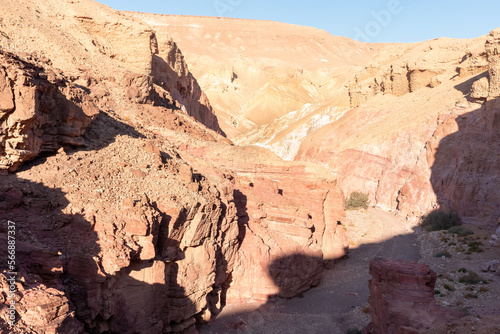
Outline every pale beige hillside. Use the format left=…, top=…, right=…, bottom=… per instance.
left=130, top=13, right=387, bottom=137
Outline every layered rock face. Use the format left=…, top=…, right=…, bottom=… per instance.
left=156, top=14, right=500, bottom=227
left=401, top=29, right=500, bottom=223
left=296, top=33, right=500, bottom=224
left=165, top=139, right=348, bottom=303
left=0, top=51, right=98, bottom=171
left=0, top=100, right=240, bottom=333
left=348, top=38, right=488, bottom=107
left=365, top=259, right=465, bottom=334
left=0, top=0, right=223, bottom=136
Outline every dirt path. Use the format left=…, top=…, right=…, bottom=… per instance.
left=200, top=208, right=419, bottom=334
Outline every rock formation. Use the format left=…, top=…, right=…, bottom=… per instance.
left=296, top=33, right=500, bottom=223
left=365, top=259, right=465, bottom=334
left=0, top=1, right=348, bottom=333
left=0, top=0, right=224, bottom=136
left=162, top=138, right=348, bottom=302
left=131, top=13, right=379, bottom=137
left=162, top=15, right=500, bottom=227
left=0, top=51, right=98, bottom=172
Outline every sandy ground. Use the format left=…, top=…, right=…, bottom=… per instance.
left=200, top=208, right=420, bottom=334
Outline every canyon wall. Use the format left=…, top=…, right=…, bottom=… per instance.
left=160, top=14, right=499, bottom=227
left=297, top=33, right=500, bottom=225
left=0, top=51, right=98, bottom=172
left=0, top=1, right=348, bottom=333
left=163, top=138, right=348, bottom=303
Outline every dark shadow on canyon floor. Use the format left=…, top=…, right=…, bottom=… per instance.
left=199, top=228, right=420, bottom=334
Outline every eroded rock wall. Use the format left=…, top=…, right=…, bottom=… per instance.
left=171, top=141, right=348, bottom=303
left=0, top=51, right=98, bottom=172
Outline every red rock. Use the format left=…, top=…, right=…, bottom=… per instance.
left=131, top=169, right=147, bottom=178
left=173, top=141, right=347, bottom=302
left=0, top=52, right=98, bottom=172
left=365, top=259, right=466, bottom=334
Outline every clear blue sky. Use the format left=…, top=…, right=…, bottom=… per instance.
left=98, top=0, right=500, bottom=43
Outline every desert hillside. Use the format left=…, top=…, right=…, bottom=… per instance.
left=130, top=13, right=388, bottom=137
left=0, top=1, right=499, bottom=333
left=144, top=13, right=499, bottom=224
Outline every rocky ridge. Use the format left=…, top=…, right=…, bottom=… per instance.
left=131, top=13, right=381, bottom=137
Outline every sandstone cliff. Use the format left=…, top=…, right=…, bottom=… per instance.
left=159, top=13, right=500, bottom=228
left=0, top=51, right=98, bottom=172
left=0, top=1, right=348, bottom=333
left=164, top=138, right=348, bottom=302
left=296, top=33, right=500, bottom=225
left=0, top=0, right=224, bottom=137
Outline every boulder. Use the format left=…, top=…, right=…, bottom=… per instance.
left=365, top=259, right=466, bottom=334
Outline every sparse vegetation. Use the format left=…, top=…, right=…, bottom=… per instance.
left=434, top=251, right=452, bottom=258
left=421, top=210, right=462, bottom=231
left=345, top=192, right=369, bottom=210
left=459, top=271, right=486, bottom=285
left=444, top=284, right=456, bottom=291
left=448, top=226, right=473, bottom=236
left=467, top=241, right=484, bottom=253
left=346, top=329, right=363, bottom=334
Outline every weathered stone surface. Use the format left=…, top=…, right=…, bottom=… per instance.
left=295, top=33, right=500, bottom=224
left=348, top=38, right=474, bottom=107
left=170, top=140, right=348, bottom=303
left=0, top=52, right=98, bottom=172
left=365, top=259, right=466, bottom=334
left=471, top=76, right=490, bottom=99
left=486, top=28, right=500, bottom=98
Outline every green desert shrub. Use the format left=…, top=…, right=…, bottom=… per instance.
left=447, top=226, right=473, bottom=236
left=345, top=192, right=369, bottom=210
left=459, top=271, right=486, bottom=285
left=434, top=251, right=452, bottom=258
left=421, top=210, right=462, bottom=231
left=346, top=329, right=363, bottom=334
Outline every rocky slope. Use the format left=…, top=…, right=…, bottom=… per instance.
left=0, top=1, right=348, bottom=333
left=0, top=0, right=224, bottom=137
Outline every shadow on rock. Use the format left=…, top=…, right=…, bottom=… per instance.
left=430, top=95, right=500, bottom=228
